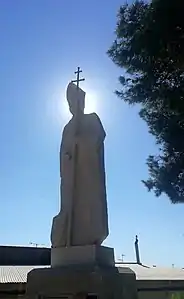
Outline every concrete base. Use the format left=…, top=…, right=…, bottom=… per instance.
left=26, top=264, right=138, bottom=299
left=51, top=245, right=115, bottom=267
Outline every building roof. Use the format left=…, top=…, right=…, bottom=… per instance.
left=0, top=264, right=184, bottom=284
left=0, top=266, right=46, bottom=283
left=120, top=264, right=184, bottom=281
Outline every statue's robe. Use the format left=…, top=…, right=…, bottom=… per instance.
left=51, top=112, right=109, bottom=247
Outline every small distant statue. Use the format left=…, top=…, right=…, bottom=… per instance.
left=51, top=81, right=109, bottom=247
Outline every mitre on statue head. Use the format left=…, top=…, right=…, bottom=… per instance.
left=66, top=82, right=86, bottom=114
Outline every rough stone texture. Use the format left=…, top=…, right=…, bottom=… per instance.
left=51, top=82, right=109, bottom=247
left=26, top=265, right=138, bottom=299
left=51, top=245, right=115, bottom=267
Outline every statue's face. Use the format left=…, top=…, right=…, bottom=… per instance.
left=69, top=98, right=85, bottom=116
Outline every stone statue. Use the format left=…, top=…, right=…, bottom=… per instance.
left=26, top=71, right=137, bottom=299
left=51, top=81, right=109, bottom=247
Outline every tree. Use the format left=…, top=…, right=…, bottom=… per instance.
left=171, top=292, right=184, bottom=299
left=108, top=0, right=184, bottom=203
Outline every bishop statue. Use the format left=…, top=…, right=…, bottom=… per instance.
left=51, top=68, right=109, bottom=247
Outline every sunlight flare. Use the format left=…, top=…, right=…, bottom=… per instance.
left=48, top=83, right=102, bottom=129
left=62, top=86, right=99, bottom=117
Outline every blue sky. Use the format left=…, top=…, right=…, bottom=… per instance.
left=0, top=0, right=184, bottom=268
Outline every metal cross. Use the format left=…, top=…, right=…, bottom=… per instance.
left=71, top=67, right=85, bottom=89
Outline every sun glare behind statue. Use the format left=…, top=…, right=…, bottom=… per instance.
left=84, top=89, right=98, bottom=114
left=61, top=88, right=98, bottom=120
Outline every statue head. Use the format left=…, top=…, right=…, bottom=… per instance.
left=66, top=82, right=85, bottom=115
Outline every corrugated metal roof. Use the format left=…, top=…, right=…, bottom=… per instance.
left=0, top=264, right=184, bottom=283
left=0, top=266, right=47, bottom=283
left=119, top=264, right=184, bottom=281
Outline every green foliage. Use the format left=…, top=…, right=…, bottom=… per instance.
left=171, top=292, right=184, bottom=299
left=108, top=0, right=184, bottom=203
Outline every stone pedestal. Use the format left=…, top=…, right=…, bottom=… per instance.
left=26, top=246, right=138, bottom=299
left=51, top=245, right=115, bottom=267
left=26, top=265, right=137, bottom=299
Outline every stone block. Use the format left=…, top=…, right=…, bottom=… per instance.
left=51, top=245, right=115, bottom=267
left=26, top=264, right=138, bottom=299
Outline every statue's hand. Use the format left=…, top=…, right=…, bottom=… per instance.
left=65, top=151, right=72, bottom=160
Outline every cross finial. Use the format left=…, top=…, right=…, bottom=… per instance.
left=71, top=67, right=85, bottom=89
